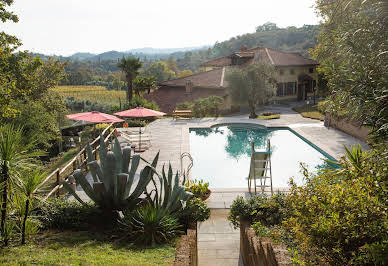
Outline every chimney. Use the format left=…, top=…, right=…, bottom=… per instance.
left=185, top=80, right=193, bottom=93
left=240, top=45, right=248, bottom=52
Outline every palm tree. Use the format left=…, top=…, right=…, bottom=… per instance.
left=117, top=57, right=142, bottom=103
left=0, top=125, right=42, bottom=243
left=19, top=169, right=45, bottom=244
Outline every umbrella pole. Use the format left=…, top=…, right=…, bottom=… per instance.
left=139, top=126, right=141, bottom=152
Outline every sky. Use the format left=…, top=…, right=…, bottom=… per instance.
left=3, top=0, right=320, bottom=56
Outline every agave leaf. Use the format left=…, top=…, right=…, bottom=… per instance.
left=88, top=158, right=99, bottom=183
left=61, top=180, right=87, bottom=205
left=72, top=170, right=99, bottom=203
left=88, top=161, right=109, bottom=191
left=122, top=145, right=132, bottom=173
left=112, top=136, right=123, bottom=174
left=99, top=133, right=108, bottom=169
left=86, top=143, right=94, bottom=163
left=127, top=165, right=153, bottom=201
left=103, top=151, right=116, bottom=195
left=124, top=155, right=140, bottom=198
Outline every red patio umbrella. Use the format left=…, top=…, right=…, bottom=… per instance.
left=114, top=107, right=166, bottom=152
left=66, top=111, right=124, bottom=123
left=114, top=107, right=166, bottom=117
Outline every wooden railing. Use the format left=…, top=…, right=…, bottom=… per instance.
left=37, top=123, right=116, bottom=199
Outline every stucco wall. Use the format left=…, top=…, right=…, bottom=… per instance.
left=327, top=114, right=370, bottom=142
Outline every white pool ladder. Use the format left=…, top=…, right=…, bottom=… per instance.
left=248, top=140, right=273, bottom=195
left=180, top=152, right=193, bottom=179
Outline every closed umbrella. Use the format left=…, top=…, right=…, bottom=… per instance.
left=114, top=107, right=166, bottom=152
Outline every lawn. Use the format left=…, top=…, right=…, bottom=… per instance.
left=257, top=114, right=280, bottom=120
left=52, top=85, right=126, bottom=105
left=292, top=104, right=325, bottom=121
left=0, top=230, right=176, bottom=266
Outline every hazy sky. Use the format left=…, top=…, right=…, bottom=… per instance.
left=3, top=0, right=320, bottom=56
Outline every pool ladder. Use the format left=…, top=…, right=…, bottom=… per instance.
left=180, top=152, right=193, bottom=179
left=248, top=140, right=273, bottom=195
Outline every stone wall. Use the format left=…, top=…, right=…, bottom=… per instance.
left=174, top=224, right=198, bottom=266
left=326, top=114, right=370, bottom=142
left=240, top=220, right=292, bottom=266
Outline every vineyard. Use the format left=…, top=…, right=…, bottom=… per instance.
left=52, top=85, right=126, bottom=104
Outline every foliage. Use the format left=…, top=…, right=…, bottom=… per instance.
left=284, top=143, right=388, bottom=265
left=146, top=164, right=193, bottom=215
left=228, top=194, right=288, bottom=229
left=36, top=198, right=102, bottom=230
left=178, top=69, right=193, bottom=78
left=0, top=125, right=43, bottom=242
left=125, top=94, right=160, bottom=111
left=121, top=203, right=182, bottom=247
left=63, top=135, right=158, bottom=211
left=226, top=63, right=276, bottom=118
left=143, top=61, right=176, bottom=82
left=0, top=230, right=176, bottom=265
left=133, top=75, right=157, bottom=95
left=178, top=197, right=210, bottom=226
left=185, top=179, right=209, bottom=198
left=292, top=104, right=324, bottom=121
left=117, top=57, right=142, bottom=103
left=312, top=0, right=388, bottom=141
left=177, top=96, right=224, bottom=117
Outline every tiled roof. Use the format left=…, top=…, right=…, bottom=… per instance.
left=200, top=46, right=318, bottom=67
left=200, top=56, right=231, bottom=67
left=159, top=67, right=227, bottom=88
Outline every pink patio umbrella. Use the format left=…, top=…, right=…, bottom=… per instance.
left=66, top=111, right=124, bottom=123
left=114, top=107, right=166, bottom=152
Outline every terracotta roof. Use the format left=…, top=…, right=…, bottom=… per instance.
left=159, top=67, right=227, bottom=88
left=200, top=56, right=231, bottom=67
left=200, top=46, right=318, bottom=67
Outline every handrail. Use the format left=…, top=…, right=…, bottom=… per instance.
left=39, top=122, right=115, bottom=198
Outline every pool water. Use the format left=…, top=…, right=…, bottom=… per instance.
left=189, top=125, right=334, bottom=188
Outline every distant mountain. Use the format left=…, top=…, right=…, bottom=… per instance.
left=69, top=52, right=95, bottom=60
left=127, top=46, right=209, bottom=54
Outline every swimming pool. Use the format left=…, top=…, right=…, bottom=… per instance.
left=189, top=124, right=334, bottom=189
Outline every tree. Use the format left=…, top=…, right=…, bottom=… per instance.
left=19, top=169, right=44, bottom=244
left=144, top=61, right=176, bottom=83
left=312, top=0, right=387, bottom=141
left=166, top=56, right=179, bottom=75
left=0, top=125, right=43, bottom=245
left=256, top=22, right=278, bottom=32
left=226, top=63, right=276, bottom=118
left=134, top=75, right=157, bottom=95
left=117, top=57, right=142, bottom=103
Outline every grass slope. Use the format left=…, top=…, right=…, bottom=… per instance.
left=0, top=230, right=175, bottom=265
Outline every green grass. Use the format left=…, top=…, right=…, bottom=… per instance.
left=44, top=148, right=79, bottom=175
left=257, top=114, right=280, bottom=120
left=0, top=230, right=176, bottom=266
left=292, top=104, right=325, bottom=121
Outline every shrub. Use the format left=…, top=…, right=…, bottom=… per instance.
left=121, top=204, right=182, bottom=247
left=176, top=101, right=193, bottom=110
left=179, top=96, right=224, bottom=117
left=178, top=197, right=210, bottom=227
left=124, top=95, right=159, bottom=111
left=184, top=179, right=209, bottom=198
left=228, top=193, right=288, bottom=229
left=36, top=198, right=102, bottom=230
left=284, top=144, right=388, bottom=265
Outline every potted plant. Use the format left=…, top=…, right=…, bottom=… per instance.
left=185, top=179, right=211, bottom=201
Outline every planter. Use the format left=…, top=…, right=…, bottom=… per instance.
left=200, top=189, right=211, bottom=201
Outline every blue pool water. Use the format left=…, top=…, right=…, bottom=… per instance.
left=189, top=124, right=334, bottom=188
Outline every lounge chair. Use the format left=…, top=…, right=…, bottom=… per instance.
left=248, top=139, right=273, bottom=195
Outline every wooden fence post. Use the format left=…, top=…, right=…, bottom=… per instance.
left=56, top=170, right=61, bottom=198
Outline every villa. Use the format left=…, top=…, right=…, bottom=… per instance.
left=145, top=45, right=319, bottom=114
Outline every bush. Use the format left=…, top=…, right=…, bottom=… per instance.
left=284, top=144, right=388, bottom=265
left=176, top=96, right=224, bottom=117
left=184, top=179, right=209, bottom=198
left=121, top=204, right=182, bottom=247
left=124, top=95, right=159, bottom=111
left=228, top=193, right=288, bottom=229
left=178, top=198, right=210, bottom=227
left=36, top=198, right=103, bottom=230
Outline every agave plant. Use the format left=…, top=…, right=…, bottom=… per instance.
left=63, top=134, right=158, bottom=211
left=147, top=164, right=193, bottom=215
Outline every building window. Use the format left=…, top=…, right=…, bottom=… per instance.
left=290, top=69, right=295, bottom=75
left=309, top=68, right=314, bottom=73
left=277, top=83, right=284, bottom=96
left=279, top=69, right=284, bottom=75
